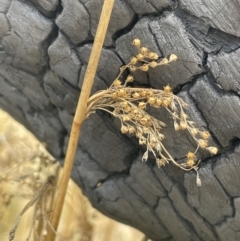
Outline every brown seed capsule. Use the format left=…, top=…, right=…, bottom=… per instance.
left=132, top=92, right=140, bottom=98
left=140, top=90, right=147, bottom=97
left=129, top=126, right=135, bottom=134
left=143, top=127, right=149, bottom=133
left=156, top=158, right=166, bottom=168
left=149, top=61, right=158, bottom=68
left=150, top=135, right=157, bottom=144
left=187, top=151, right=195, bottom=160
left=196, top=174, right=201, bottom=187
left=199, top=139, right=208, bottom=149
left=121, top=126, right=128, bottom=134
left=148, top=52, right=159, bottom=60
left=113, top=80, right=122, bottom=87
left=140, top=64, right=149, bottom=71
left=142, top=151, right=148, bottom=161
left=133, top=38, right=141, bottom=47
left=180, top=121, right=187, bottom=130
left=169, top=54, right=178, bottom=62
left=130, top=66, right=137, bottom=72
left=136, top=53, right=144, bottom=61
left=159, top=58, right=169, bottom=65
left=130, top=57, right=138, bottom=65
left=186, top=159, right=195, bottom=167
left=164, top=85, right=172, bottom=93
left=201, top=131, right=210, bottom=139
left=139, top=138, right=147, bottom=145
left=111, top=92, right=118, bottom=99
left=206, top=146, right=218, bottom=155
left=148, top=97, right=156, bottom=105
left=140, top=117, right=148, bottom=125
left=174, top=121, right=180, bottom=131
left=158, top=133, right=165, bottom=140
left=146, top=90, right=154, bottom=97
left=190, top=128, right=198, bottom=136
left=140, top=47, right=148, bottom=55
left=122, top=115, right=131, bottom=121
left=125, top=106, right=132, bottom=113
left=146, top=120, right=152, bottom=127
left=138, top=102, right=146, bottom=109
left=120, top=102, right=128, bottom=108
left=156, top=98, right=162, bottom=106
left=132, top=109, right=139, bottom=116
left=135, top=113, right=142, bottom=119
left=118, top=89, right=126, bottom=97
left=126, top=75, right=134, bottom=82
left=181, top=112, right=188, bottom=119
left=162, top=99, right=171, bottom=107
left=125, top=92, right=131, bottom=98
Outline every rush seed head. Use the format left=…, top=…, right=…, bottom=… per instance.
left=86, top=38, right=219, bottom=187
left=164, top=85, right=172, bottom=93
left=206, top=146, right=218, bottom=155
left=132, top=38, right=141, bottom=47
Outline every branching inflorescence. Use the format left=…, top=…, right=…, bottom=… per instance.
left=1, top=38, right=219, bottom=241
left=87, top=39, right=218, bottom=186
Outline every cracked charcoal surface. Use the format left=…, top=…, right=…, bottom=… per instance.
left=31, top=0, right=59, bottom=12
left=0, top=0, right=11, bottom=13
left=176, top=11, right=240, bottom=54
left=213, top=144, right=240, bottom=197
left=94, top=176, right=171, bottom=240
left=79, top=112, right=138, bottom=172
left=156, top=197, right=200, bottom=241
left=208, top=48, right=240, bottom=94
left=184, top=162, right=233, bottom=225
left=2, top=0, right=53, bottom=74
left=148, top=12, right=203, bottom=89
left=190, top=76, right=240, bottom=147
left=1, top=0, right=240, bottom=240
left=48, top=32, right=82, bottom=86
left=126, top=156, right=166, bottom=206
left=83, top=0, right=135, bottom=46
left=0, top=64, right=49, bottom=110
left=56, top=0, right=89, bottom=45
left=169, top=185, right=217, bottom=240
left=43, top=70, right=77, bottom=113
left=78, top=45, right=123, bottom=93
left=73, top=147, right=110, bottom=188
left=215, top=197, right=240, bottom=241
left=179, top=0, right=240, bottom=37
left=125, top=0, right=171, bottom=15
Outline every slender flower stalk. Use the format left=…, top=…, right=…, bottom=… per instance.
left=47, top=0, right=115, bottom=240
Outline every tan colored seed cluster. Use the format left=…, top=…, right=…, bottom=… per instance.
left=86, top=38, right=218, bottom=186
left=130, top=39, right=177, bottom=73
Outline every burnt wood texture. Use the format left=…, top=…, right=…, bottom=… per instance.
left=1, top=0, right=240, bottom=240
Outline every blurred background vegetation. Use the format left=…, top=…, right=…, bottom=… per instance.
left=0, top=109, right=145, bottom=241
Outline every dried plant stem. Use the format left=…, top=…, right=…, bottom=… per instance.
left=8, top=182, right=50, bottom=241
left=46, top=0, right=115, bottom=240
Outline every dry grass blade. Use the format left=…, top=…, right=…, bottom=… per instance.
left=47, top=0, right=116, bottom=240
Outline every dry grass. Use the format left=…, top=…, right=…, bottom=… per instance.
left=0, top=109, right=145, bottom=241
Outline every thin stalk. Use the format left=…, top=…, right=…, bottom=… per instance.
left=46, top=0, right=115, bottom=240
